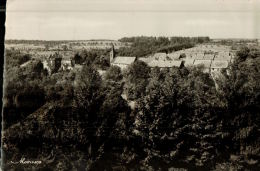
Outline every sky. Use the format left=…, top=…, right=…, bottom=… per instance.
left=5, top=0, right=260, bottom=40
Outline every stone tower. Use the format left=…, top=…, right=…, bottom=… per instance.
left=110, top=43, right=115, bottom=64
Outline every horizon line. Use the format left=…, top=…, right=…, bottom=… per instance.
left=4, top=37, right=259, bottom=42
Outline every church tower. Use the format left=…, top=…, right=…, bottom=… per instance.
left=110, top=43, right=115, bottom=64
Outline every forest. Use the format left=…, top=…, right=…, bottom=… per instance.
left=2, top=45, right=260, bottom=170
left=116, top=36, right=210, bottom=57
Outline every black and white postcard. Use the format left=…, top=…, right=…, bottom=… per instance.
left=1, top=0, right=260, bottom=170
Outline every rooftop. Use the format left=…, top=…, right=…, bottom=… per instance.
left=204, top=54, right=215, bottom=60
left=112, top=56, right=136, bottom=65
left=214, top=55, right=231, bottom=61
left=184, top=59, right=195, bottom=66
left=138, top=57, right=153, bottom=63
left=153, top=53, right=167, bottom=60
left=167, top=53, right=181, bottom=60
left=211, top=60, right=229, bottom=69
left=148, top=60, right=183, bottom=68
left=195, top=53, right=205, bottom=60
left=20, top=60, right=32, bottom=68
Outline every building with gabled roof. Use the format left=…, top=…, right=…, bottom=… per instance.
left=112, top=56, right=136, bottom=64
left=214, top=54, right=231, bottom=62
left=184, top=59, right=195, bottom=67
left=195, top=53, right=205, bottom=60
left=151, top=52, right=168, bottom=61
left=183, top=52, right=193, bottom=59
left=110, top=44, right=136, bottom=70
left=211, top=60, right=229, bottom=72
left=147, top=60, right=183, bottom=68
left=204, top=54, right=215, bottom=60
left=138, top=57, right=153, bottom=63
left=167, top=53, right=181, bottom=60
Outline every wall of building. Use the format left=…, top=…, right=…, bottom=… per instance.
left=111, top=63, right=128, bottom=70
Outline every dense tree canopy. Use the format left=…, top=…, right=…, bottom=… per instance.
left=104, top=65, right=123, bottom=82
left=124, top=60, right=151, bottom=100
left=3, top=45, right=260, bottom=170
left=117, top=36, right=210, bottom=57
left=73, top=49, right=110, bottom=69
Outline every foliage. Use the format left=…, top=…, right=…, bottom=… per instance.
left=117, top=36, right=209, bottom=57
left=124, top=60, right=151, bottom=100
left=74, top=64, right=102, bottom=117
left=214, top=47, right=260, bottom=169
left=236, top=46, right=250, bottom=61
left=74, top=52, right=83, bottom=64
left=104, top=65, right=123, bottom=82
left=74, top=49, right=110, bottom=69
left=3, top=46, right=260, bottom=170
left=5, top=49, right=31, bottom=70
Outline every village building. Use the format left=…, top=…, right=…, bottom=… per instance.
left=210, top=60, right=229, bottom=72
left=184, top=58, right=195, bottom=67
left=138, top=57, right=153, bottom=63
left=183, top=52, right=193, bottom=59
left=214, top=54, right=232, bottom=62
left=153, top=53, right=167, bottom=60
left=204, top=54, right=215, bottom=60
left=167, top=53, right=182, bottom=60
left=194, top=53, right=205, bottom=60
left=137, top=51, right=184, bottom=69
left=147, top=60, right=184, bottom=69
left=111, top=57, right=137, bottom=70
left=110, top=44, right=136, bottom=70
